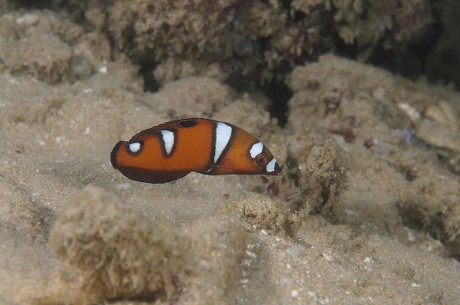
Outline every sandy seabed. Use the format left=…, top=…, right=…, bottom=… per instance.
left=0, top=8, right=460, bottom=305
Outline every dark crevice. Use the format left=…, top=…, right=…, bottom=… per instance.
left=226, top=76, right=292, bottom=128
left=107, top=294, right=159, bottom=303
left=138, top=60, right=160, bottom=93
left=397, top=203, right=425, bottom=231
left=9, top=0, right=47, bottom=9
left=398, top=203, right=460, bottom=260
left=257, top=79, right=292, bottom=127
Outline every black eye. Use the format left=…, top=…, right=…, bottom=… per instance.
left=178, top=119, right=197, bottom=128
left=255, top=154, right=268, bottom=167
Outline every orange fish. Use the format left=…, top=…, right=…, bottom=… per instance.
left=111, top=118, right=282, bottom=183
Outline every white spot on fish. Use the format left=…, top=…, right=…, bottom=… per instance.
left=250, top=142, right=263, bottom=158
left=214, top=122, right=232, bottom=163
left=266, top=158, right=278, bottom=173
left=129, top=142, right=141, bottom=153
left=161, top=130, right=175, bottom=155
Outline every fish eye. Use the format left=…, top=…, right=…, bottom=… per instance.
left=178, top=119, right=198, bottom=128
left=255, top=154, right=268, bottom=167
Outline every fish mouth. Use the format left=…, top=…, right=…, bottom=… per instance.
left=264, top=159, right=282, bottom=175
left=272, top=162, right=282, bottom=175
left=267, top=168, right=283, bottom=176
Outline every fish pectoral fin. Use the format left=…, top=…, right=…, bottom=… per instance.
left=202, top=159, right=235, bottom=175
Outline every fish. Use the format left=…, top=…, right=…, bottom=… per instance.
left=110, top=118, right=282, bottom=183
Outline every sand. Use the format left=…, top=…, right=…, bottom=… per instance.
left=0, top=8, right=460, bottom=305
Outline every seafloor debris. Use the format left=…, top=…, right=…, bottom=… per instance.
left=398, top=100, right=460, bottom=172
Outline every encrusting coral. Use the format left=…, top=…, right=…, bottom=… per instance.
left=286, top=55, right=460, bottom=259
left=108, top=0, right=432, bottom=82
left=49, top=185, right=254, bottom=305
left=49, top=185, right=186, bottom=302
left=11, top=0, right=426, bottom=84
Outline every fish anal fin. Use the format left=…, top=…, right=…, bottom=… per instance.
left=118, top=167, right=190, bottom=184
